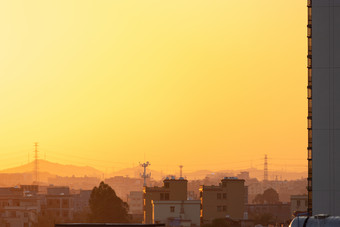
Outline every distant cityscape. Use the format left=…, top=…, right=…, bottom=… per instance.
left=0, top=156, right=307, bottom=226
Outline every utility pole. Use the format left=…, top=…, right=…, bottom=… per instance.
left=179, top=165, right=183, bottom=178
left=34, top=142, right=39, bottom=184
left=140, top=161, right=151, bottom=187
left=264, top=154, right=268, bottom=182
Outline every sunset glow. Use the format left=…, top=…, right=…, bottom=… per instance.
left=0, top=0, right=307, bottom=175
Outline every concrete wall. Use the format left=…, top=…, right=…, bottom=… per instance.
left=152, top=200, right=200, bottom=226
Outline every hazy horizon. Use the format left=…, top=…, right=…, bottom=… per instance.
left=0, top=158, right=306, bottom=182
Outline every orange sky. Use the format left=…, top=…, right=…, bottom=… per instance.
left=0, top=0, right=307, bottom=174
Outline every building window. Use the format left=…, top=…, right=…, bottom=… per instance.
left=160, top=193, right=164, bottom=200
left=164, top=182, right=170, bottom=188
left=308, top=148, right=312, bottom=160
left=223, top=206, right=226, bottom=212
left=170, top=206, right=175, bottom=213
left=13, top=200, right=20, bottom=206
left=307, top=87, right=312, bottom=99
left=217, top=206, right=222, bottom=212
left=165, top=193, right=170, bottom=200
left=63, top=211, right=69, bottom=218
left=217, top=193, right=221, bottom=199
left=297, top=200, right=301, bottom=207
left=223, top=193, right=227, bottom=199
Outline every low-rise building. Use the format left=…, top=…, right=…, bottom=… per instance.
left=74, top=190, right=91, bottom=212
left=144, top=177, right=187, bottom=224
left=128, top=191, right=143, bottom=215
left=152, top=200, right=200, bottom=227
left=44, top=186, right=74, bottom=220
left=0, top=186, right=40, bottom=227
left=199, top=177, right=245, bottom=224
left=290, top=195, right=307, bottom=216
left=3, top=198, right=40, bottom=227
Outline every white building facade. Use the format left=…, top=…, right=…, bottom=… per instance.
left=309, top=0, right=340, bottom=216
left=290, top=195, right=307, bottom=216
left=152, top=200, right=200, bottom=227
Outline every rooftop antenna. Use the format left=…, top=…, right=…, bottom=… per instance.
left=179, top=165, right=183, bottom=178
left=264, top=154, right=268, bottom=182
left=34, top=142, right=39, bottom=184
left=140, top=161, right=151, bottom=187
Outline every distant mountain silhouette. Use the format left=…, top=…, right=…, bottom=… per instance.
left=0, top=160, right=306, bottom=182
left=0, top=159, right=103, bottom=178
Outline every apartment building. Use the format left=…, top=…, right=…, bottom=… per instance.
left=44, top=186, right=74, bottom=220
left=199, top=177, right=245, bottom=224
left=143, top=177, right=187, bottom=224
left=74, top=190, right=91, bottom=212
left=0, top=186, right=40, bottom=227
left=3, top=198, right=40, bottom=227
left=128, top=191, right=143, bottom=215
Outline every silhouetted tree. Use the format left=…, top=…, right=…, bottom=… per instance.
left=89, top=181, right=129, bottom=223
left=263, top=188, right=279, bottom=204
left=252, top=188, right=279, bottom=204
left=253, top=194, right=264, bottom=204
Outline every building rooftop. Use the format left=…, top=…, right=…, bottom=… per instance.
left=55, top=224, right=165, bottom=227
left=152, top=200, right=200, bottom=205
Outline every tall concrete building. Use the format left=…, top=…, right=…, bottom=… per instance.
left=307, top=0, right=340, bottom=215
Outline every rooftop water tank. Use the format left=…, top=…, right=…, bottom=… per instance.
left=289, top=215, right=340, bottom=227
